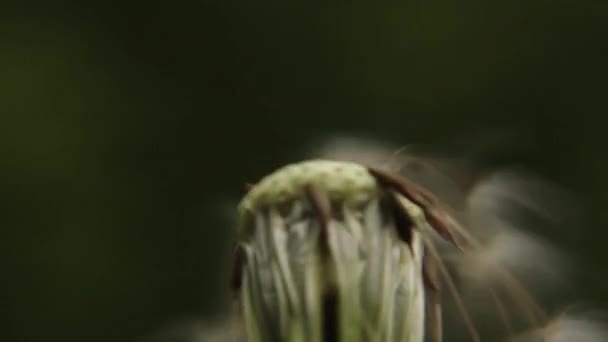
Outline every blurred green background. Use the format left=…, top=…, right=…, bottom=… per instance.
left=2, top=1, right=607, bottom=341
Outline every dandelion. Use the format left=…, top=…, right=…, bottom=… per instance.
left=233, top=160, right=429, bottom=342
left=154, top=138, right=607, bottom=342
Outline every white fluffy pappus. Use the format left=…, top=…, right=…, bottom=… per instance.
left=510, top=312, right=608, bottom=342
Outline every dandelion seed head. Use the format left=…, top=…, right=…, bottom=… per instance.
left=234, top=159, right=428, bottom=342
left=239, top=160, right=380, bottom=214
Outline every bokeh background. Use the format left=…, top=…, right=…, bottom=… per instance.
left=2, top=1, right=608, bottom=341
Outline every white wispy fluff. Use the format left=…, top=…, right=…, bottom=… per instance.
left=145, top=315, right=244, bottom=342
left=461, top=170, right=572, bottom=289
left=510, top=312, right=608, bottom=342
